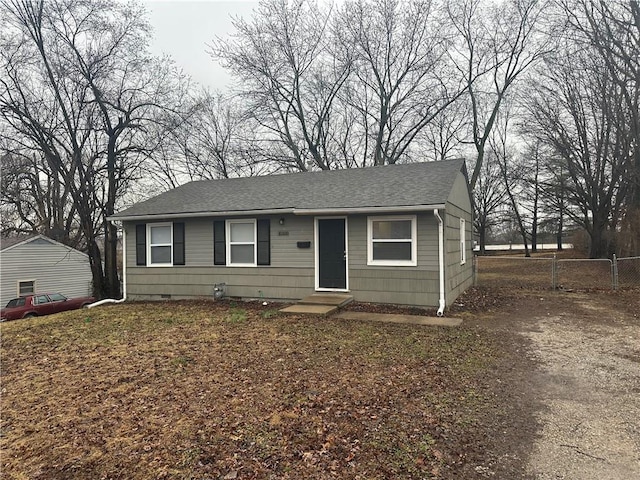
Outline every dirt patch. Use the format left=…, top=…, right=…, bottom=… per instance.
left=470, top=289, right=640, bottom=479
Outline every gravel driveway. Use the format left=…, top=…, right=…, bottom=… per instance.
left=519, top=294, right=640, bottom=479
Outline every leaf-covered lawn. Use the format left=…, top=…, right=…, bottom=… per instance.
left=1, top=300, right=514, bottom=479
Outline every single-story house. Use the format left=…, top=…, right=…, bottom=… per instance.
left=109, top=159, right=473, bottom=312
left=0, top=234, right=92, bottom=306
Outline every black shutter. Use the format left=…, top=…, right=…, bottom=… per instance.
left=257, top=218, right=270, bottom=265
left=213, top=220, right=226, bottom=265
left=173, top=222, right=185, bottom=265
left=136, top=224, right=146, bottom=266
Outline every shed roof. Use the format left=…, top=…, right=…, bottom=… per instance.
left=0, top=234, right=88, bottom=257
left=0, top=234, right=39, bottom=251
left=111, top=159, right=467, bottom=221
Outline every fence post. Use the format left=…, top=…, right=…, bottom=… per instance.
left=473, top=255, right=478, bottom=286
left=552, top=253, right=557, bottom=290
left=612, top=254, right=618, bottom=290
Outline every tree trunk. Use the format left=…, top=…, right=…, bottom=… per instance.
left=556, top=211, right=564, bottom=251
left=588, top=212, right=609, bottom=258
left=104, top=220, right=120, bottom=298
left=104, top=138, right=121, bottom=299
left=86, top=236, right=106, bottom=298
left=479, top=224, right=487, bottom=254
left=531, top=213, right=538, bottom=253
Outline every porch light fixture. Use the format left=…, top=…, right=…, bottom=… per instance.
left=279, top=217, right=285, bottom=225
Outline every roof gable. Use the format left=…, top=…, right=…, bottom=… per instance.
left=1, top=234, right=43, bottom=251
left=0, top=234, right=88, bottom=257
left=111, top=159, right=468, bottom=220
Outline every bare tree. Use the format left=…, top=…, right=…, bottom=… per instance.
left=0, top=148, right=80, bottom=245
left=420, top=100, right=469, bottom=162
left=558, top=0, right=639, bottom=255
left=491, top=109, right=531, bottom=256
left=539, top=153, right=571, bottom=250
left=525, top=43, right=631, bottom=257
left=337, top=0, right=467, bottom=165
left=163, top=92, right=269, bottom=182
left=472, top=151, right=507, bottom=253
left=448, top=0, right=549, bottom=189
left=212, top=0, right=351, bottom=171
left=1, top=0, right=185, bottom=297
left=518, top=140, right=545, bottom=252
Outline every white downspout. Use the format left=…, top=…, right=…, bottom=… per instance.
left=87, top=222, right=127, bottom=308
left=433, top=209, right=446, bottom=317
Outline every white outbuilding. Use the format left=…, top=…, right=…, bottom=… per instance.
left=0, top=234, right=92, bottom=307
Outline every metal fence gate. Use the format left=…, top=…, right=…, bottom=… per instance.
left=475, top=255, right=640, bottom=290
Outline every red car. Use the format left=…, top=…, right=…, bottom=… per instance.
left=1, top=293, right=95, bottom=321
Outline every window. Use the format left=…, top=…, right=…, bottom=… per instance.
left=34, top=294, right=49, bottom=305
left=136, top=222, right=185, bottom=266
left=49, top=293, right=67, bottom=302
left=6, top=298, right=26, bottom=308
left=214, top=219, right=270, bottom=266
left=460, top=218, right=466, bottom=265
left=226, top=219, right=257, bottom=266
left=367, top=215, right=417, bottom=266
left=147, top=223, right=173, bottom=266
left=18, top=280, right=35, bottom=296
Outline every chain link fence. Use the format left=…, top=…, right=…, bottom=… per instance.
left=474, top=254, right=640, bottom=290
left=617, top=256, right=640, bottom=288
left=555, top=258, right=614, bottom=290
left=474, top=256, right=554, bottom=289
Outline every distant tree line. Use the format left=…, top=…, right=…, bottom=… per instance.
left=1, top=0, right=638, bottom=298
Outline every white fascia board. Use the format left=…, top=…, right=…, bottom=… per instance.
left=108, top=208, right=295, bottom=222
left=293, top=204, right=446, bottom=215
left=108, top=204, right=447, bottom=222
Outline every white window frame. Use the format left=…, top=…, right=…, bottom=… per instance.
left=147, top=222, right=173, bottom=267
left=18, top=279, right=36, bottom=296
left=367, top=215, right=417, bottom=267
left=226, top=219, right=257, bottom=267
left=460, top=218, right=466, bottom=265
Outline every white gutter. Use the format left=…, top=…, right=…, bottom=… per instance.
left=87, top=222, right=127, bottom=308
left=108, top=204, right=447, bottom=222
left=433, top=209, right=446, bottom=317
left=293, top=204, right=446, bottom=216
left=108, top=208, right=295, bottom=222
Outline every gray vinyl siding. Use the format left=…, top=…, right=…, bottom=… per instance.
left=124, top=209, right=457, bottom=308
left=125, top=215, right=314, bottom=269
left=127, top=266, right=313, bottom=301
left=444, top=172, right=473, bottom=304
left=0, top=239, right=92, bottom=306
left=346, top=214, right=439, bottom=270
left=124, top=215, right=315, bottom=301
left=271, top=216, right=315, bottom=267
left=346, top=213, right=440, bottom=307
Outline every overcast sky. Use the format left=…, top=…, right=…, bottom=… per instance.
left=142, top=0, right=258, bottom=90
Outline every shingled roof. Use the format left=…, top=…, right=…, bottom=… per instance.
left=0, top=234, right=39, bottom=251
left=110, top=159, right=467, bottom=221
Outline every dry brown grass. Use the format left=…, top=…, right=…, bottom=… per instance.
left=1, top=300, right=515, bottom=480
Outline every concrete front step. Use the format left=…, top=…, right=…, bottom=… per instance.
left=298, top=293, right=354, bottom=307
left=335, top=311, right=462, bottom=327
left=279, top=304, right=338, bottom=315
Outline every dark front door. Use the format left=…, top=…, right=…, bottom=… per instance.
left=317, top=218, right=347, bottom=289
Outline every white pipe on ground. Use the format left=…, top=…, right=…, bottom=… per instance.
left=87, top=221, right=127, bottom=309
left=433, top=209, right=446, bottom=317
